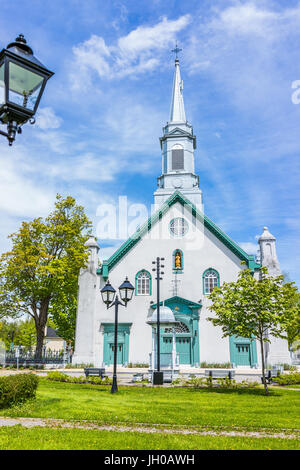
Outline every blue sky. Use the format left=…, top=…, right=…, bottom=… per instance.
left=0, top=0, right=299, bottom=286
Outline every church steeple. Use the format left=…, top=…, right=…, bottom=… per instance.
left=153, top=50, right=203, bottom=209
left=170, top=58, right=186, bottom=123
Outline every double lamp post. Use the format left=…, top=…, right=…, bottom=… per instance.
left=101, top=277, right=134, bottom=393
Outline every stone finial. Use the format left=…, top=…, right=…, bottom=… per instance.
left=258, top=226, right=281, bottom=276
left=258, top=226, right=276, bottom=242
left=85, top=236, right=100, bottom=251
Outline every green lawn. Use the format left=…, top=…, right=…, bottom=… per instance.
left=0, top=426, right=299, bottom=450
left=0, top=379, right=299, bottom=450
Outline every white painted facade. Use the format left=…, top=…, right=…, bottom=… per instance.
left=73, top=58, right=291, bottom=369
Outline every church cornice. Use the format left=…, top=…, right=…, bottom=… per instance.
left=160, top=127, right=196, bottom=149
left=98, top=190, right=261, bottom=279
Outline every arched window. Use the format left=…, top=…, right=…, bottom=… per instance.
left=165, top=321, right=190, bottom=333
left=135, top=270, right=151, bottom=296
left=203, top=269, right=219, bottom=295
left=173, top=249, right=183, bottom=271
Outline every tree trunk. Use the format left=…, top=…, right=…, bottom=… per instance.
left=260, top=337, right=269, bottom=396
left=34, top=300, right=49, bottom=361
left=35, top=325, right=45, bottom=361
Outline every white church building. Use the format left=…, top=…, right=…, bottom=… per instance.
left=73, top=56, right=291, bottom=370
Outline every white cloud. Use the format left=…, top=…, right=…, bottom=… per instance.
left=214, top=3, right=277, bottom=38
left=238, top=241, right=259, bottom=255
left=35, top=107, right=63, bottom=130
left=0, top=146, right=55, bottom=217
left=69, top=15, right=191, bottom=90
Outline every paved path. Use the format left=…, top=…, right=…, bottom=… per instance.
left=0, top=416, right=299, bottom=440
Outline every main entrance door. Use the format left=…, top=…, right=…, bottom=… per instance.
left=109, top=343, right=124, bottom=365
left=176, top=337, right=191, bottom=364
left=161, top=333, right=192, bottom=365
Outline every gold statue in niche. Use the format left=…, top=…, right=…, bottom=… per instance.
left=175, top=251, right=182, bottom=269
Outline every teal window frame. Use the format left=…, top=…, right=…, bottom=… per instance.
left=202, top=268, right=220, bottom=295
left=172, top=249, right=184, bottom=272
left=135, top=269, right=152, bottom=296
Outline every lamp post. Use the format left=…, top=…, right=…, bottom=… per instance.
left=0, top=34, right=54, bottom=145
left=101, top=277, right=134, bottom=393
left=152, top=257, right=165, bottom=385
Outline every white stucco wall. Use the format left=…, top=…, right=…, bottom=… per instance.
left=74, top=201, right=249, bottom=366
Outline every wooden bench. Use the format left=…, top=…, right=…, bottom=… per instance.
left=205, top=369, right=235, bottom=380
left=84, top=368, right=105, bottom=378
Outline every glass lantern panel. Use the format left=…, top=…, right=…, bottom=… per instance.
left=0, top=64, right=4, bottom=105
left=8, top=62, right=44, bottom=111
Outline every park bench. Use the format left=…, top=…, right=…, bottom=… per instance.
left=84, top=368, right=106, bottom=378
left=205, top=369, right=235, bottom=380
left=261, top=366, right=283, bottom=384
left=132, top=373, right=145, bottom=383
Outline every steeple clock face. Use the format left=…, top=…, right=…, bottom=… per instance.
left=172, top=178, right=182, bottom=188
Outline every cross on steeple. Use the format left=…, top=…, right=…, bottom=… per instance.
left=171, top=42, right=182, bottom=61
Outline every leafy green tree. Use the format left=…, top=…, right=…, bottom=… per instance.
left=0, top=194, right=92, bottom=357
left=49, top=297, right=77, bottom=347
left=0, top=320, right=21, bottom=350
left=207, top=266, right=299, bottom=395
left=18, top=318, right=37, bottom=350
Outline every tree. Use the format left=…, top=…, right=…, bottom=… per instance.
left=0, top=320, right=21, bottom=350
left=207, top=266, right=299, bottom=395
left=18, top=318, right=37, bottom=350
left=0, top=194, right=92, bottom=357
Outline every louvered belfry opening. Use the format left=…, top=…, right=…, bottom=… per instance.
left=172, top=148, right=184, bottom=170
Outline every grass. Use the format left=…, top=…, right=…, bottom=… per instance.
left=0, top=426, right=299, bottom=450
left=1, top=379, right=300, bottom=430
left=0, top=379, right=299, bottom=450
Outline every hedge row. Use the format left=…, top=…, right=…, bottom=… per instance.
left=273, top=372, right=300, bottom=386
left=0, top=373, right=39, bottom=409
left=47, top=371, right=112, bottom=385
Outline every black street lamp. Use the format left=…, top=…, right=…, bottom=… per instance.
left=152, top=257, right=165, bottom=385
left=0, top=34, right=54, bottom=145
left=101, top=277, right=134, bottom=393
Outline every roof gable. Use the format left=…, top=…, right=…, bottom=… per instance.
left=99, top=190, right=260, bottom=278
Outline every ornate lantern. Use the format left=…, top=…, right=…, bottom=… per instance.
left=118, top=277, right=134, bottom=305
left=100, top=280, right=116, bottom=308
left=0, top=34, right=54, bottom=145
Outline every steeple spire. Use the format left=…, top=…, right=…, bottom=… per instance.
left=153, top=48, right=203, bottom=209
left=169, top=51, right=186, bottom=123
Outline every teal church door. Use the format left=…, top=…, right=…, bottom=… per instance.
left=109, top=343, right=124, bottom=365
left=235, top=343, right=251, bottom=366
left=176, top=337, right=191, bottom=364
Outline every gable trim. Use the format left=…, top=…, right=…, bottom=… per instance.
left=98, top=191, right=261, bottom=279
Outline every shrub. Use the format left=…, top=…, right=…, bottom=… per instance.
left=47, top=371, right=112, bottom=385
left=273, top=372, right=300, bottom=386
left=126, top=363, right=149, bottom=368
left=200, top=362, right=232, bottom=369
left=183, top=376, right=259, bottom=390
left=0, top=373, right=39, bottom=409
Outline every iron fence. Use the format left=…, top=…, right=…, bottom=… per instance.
left=2, top=349, right=72, bottom=366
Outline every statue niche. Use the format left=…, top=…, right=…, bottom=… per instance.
left=174, top=250, right=182, bottom=269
